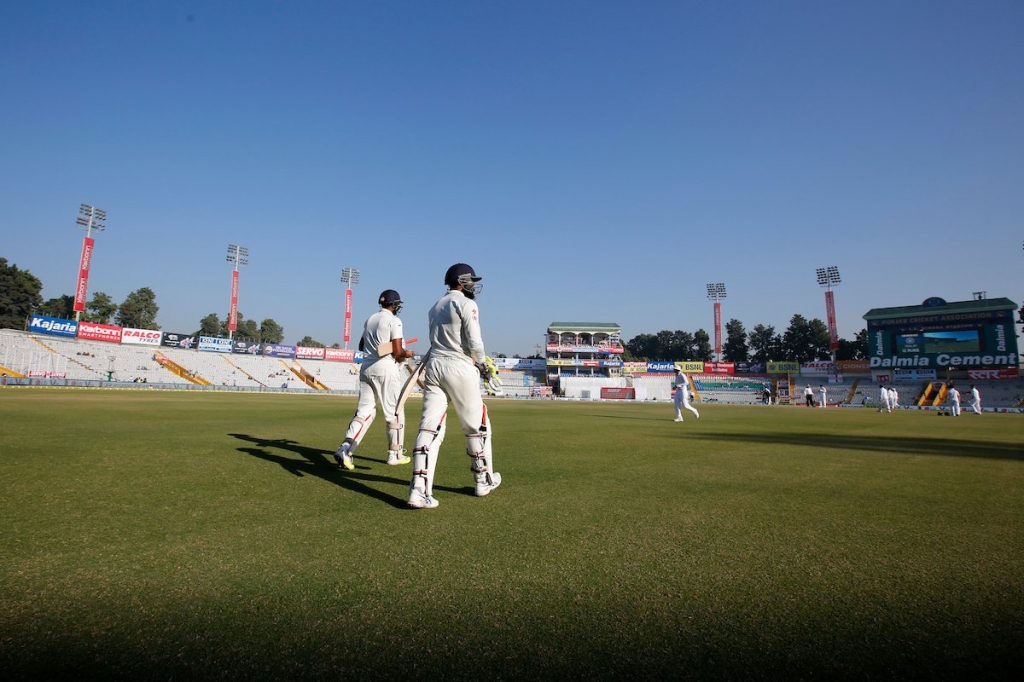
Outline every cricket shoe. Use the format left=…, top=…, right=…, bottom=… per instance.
left=674, top=417, right=683, bottom=422
left=475, top=472, right=502, bottom=497
left=387, top=450, right=411, bottom=466
left=408, top=490, right=439, bottom=509
left=334, top=443, right=354, bottom=471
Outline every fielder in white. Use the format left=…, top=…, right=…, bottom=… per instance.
left=969, top=384, right=982, bottom=414
left=889, top=386, right=899, bottom=409
left=408, top=263, right=503, bottom=509
left=334, top=289, right=415, bottom=471
left=877, top=385, right=890, bottom=413
left=947, top=384, right=961, bottom=417
left=673, top=369, right=699, bottom=421
left=818, top=384, right=827, bottom=408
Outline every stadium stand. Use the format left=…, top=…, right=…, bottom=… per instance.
left=3, top=328, right=1023, bottom=407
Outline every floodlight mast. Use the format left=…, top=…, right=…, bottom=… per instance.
left=340, top=267, right=360, bottom=349
left=73, top=204, right=107, bottom=322
left=816, top=266, right=842, bottom=370
left=226, top=244, right=249, bottom=340
left=706, top=283, right=727, bottom=362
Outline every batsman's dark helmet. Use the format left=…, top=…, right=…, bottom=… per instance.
left=444, top=263, right=483, bottom=298
left=378, top=289, right=403, bottom=313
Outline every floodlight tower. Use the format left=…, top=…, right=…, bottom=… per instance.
left=816, top=266, right=842, bottom=366
left=706, top=283, right=727, bottom=362
left=340, top=267, right=360, bottom=349
left=226, top=244, right=249, bottom=340
left=73, top=204, right=107, bottom=321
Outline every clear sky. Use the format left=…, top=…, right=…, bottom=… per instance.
left=3, top=1, right=1022, bottom=356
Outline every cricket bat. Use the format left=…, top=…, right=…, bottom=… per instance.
left=392, top=350, right=429, bottom=421
left=375, top=337, right=418, bottom=356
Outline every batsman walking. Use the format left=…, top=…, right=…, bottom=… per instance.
left=334, top=289, right=415, bottom=470
left=408, top=263, right=503, bottom=509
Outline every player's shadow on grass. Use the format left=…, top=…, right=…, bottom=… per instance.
left=227, top=433, right=470, bottom=507
left=684, top=431, right=1024, bottom=462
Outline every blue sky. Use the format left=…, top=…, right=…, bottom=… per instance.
left=2, top=1, right=1022, bottom=356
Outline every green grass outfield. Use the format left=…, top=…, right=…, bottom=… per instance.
left=1, top=388, right=1022, bottom=681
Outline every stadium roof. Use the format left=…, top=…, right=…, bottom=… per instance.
left=547, top=322, right=621, bottom=332
left=863, top=296, right=1017, bottom=321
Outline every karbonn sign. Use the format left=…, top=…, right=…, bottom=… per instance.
left=77, top=322, right=122, bottom=343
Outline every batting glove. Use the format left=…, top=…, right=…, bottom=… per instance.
left=479, top=356, right=503, bottom=396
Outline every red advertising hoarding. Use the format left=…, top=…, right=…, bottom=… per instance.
left=714, top=301, right=722, bottom=357
left=704, top=362, right=735, bottom=375
left=77, top=321, right=122, bottom=343
left=600, top=387, right=635, bottom=400
left=343, top=288, right=353, bottom=345
left=325, top=348, right=356, bottom=362
left=824, top=290, right=839, bottom=351
left=228, top=270, right=239, bottom=332
left=73, top=236, right=95, bottom=313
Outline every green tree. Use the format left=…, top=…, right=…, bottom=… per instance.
left=259, top=319, right=284, bottom=344
left=748, top=324, right=782, bottom=364
left=836, top=328, right=869, bottom=361
left=233, top=314, right=260, bottom=341
left=693, top=329, right=713, bottom=362
left=197, top=313, right=221, bottom=337
left=722, top=318, right=749, bottom=362
left=625, top=333, right=658, bottom=360
left=83, top=291, right=118, bottom=324
left=658, top=330, right=694, bottom=360
left=297, top=336, right=324, bottom=348
left=115, top=287, right=159, bottom=330
left=781, top=314, right=816, bottom=363
left=0, top=258, right=43, bottom=330
left=807, top=318, right=831, bottom=360
left=38, top=294, right=76, bottom=319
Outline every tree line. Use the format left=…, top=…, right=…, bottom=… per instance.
left=624, top=315, right=871, bottom=364
left=0, top=257, right=322, bottom=346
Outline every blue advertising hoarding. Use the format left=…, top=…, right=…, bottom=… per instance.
left=28, top=315, right=78, bottom=338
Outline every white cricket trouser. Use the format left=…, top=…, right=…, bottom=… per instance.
left=674, top=390, right=699, bottom=420
left=344, top=361, right=404, bottom=452
left=950, top=399, right=961, bottom=417
left=411, top=356, right=493, bottom=496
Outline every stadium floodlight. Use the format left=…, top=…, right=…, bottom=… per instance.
left=72, top=204, right=107, bottom=322
left=340, top=267, right=360, bottom=287
left=706, top=283, right=727, bottom=362
left=76, top=204, right=107, bottom=235
left=815, top=266, right=841, bottom=289
left=226, top=244, right=250, bottom=268
left=705, top=282, right=727, bottom=301
left=340, top=267, right=360, bottom=349
left=226, top=244, right=249, bottom=340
